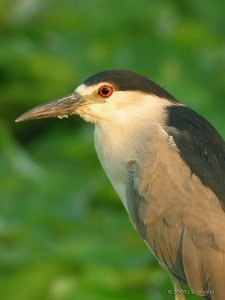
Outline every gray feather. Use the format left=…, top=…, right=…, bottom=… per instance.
left=125, top=135, right=225, bottom=299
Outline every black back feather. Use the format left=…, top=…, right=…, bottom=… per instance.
left=166, top=105, right=225, bottom=209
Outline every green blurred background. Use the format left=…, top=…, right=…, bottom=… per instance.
left=1, top=1, right=225, bottom=299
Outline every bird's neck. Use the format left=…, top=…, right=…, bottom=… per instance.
left=93, top=104, right=168, bottom=209
left=93, top=95, right=170, bottom=168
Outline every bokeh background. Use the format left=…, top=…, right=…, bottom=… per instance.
left=1, top=1, right=225, bottom=299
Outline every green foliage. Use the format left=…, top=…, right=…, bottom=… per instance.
left=0, top=0, right=224, bottom=299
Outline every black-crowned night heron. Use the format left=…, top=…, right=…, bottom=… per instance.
left=16, top=70, right=225, bottom=300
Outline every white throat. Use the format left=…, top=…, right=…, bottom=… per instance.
left=91, top=93, right=172, bottom=209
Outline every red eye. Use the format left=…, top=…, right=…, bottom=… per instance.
left=98, top=85, right=113, bottom=97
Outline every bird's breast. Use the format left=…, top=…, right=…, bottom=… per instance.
left=93, top=120, right=162, bottom=210
left=94, top=124, right=132, bottom=209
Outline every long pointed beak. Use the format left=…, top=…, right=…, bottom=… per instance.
left=15, top=93, right=83, bottom=122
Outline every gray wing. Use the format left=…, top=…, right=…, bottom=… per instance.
left=126, top=127, right=225, bottom=298
left=126, top=166, right=187, bottom=285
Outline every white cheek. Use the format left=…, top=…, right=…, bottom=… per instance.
left=78, top=90, right=174, bottom=126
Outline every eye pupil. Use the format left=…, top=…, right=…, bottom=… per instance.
left=101, top=88, right=109, bottom=95
left=99, top=85, right=113, bottom=97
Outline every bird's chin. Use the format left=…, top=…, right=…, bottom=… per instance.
left=73, top=103, right=105, bottom=124
left=75, top=108, right=98, bottom=124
